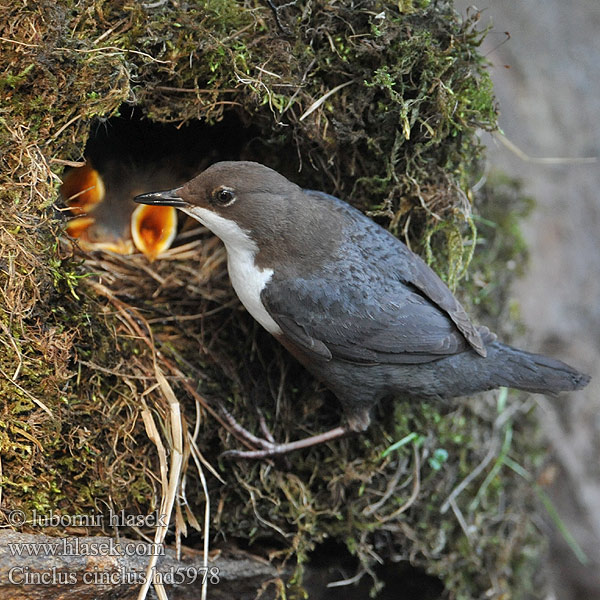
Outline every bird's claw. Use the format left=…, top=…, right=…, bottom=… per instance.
left=258, top=409, right=276, bottom=444
left=220, top=443, right=282, bottom=460
left=219, top=406, right=282, bottom=459
left=218, top=406, right=350, bottom=460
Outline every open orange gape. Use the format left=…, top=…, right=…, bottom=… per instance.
left=61, top=163, right=178, bottom=261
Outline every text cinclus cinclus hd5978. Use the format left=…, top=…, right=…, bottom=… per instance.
left=135, top=161, right=591, bottom=459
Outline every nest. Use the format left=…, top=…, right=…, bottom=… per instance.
left=0, top=0, right=549, bottom=598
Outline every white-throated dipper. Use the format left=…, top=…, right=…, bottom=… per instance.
left=135, top=161, right=590, bottom=459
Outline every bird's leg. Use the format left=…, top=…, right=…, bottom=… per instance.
left=219, top=406, right=371, bottom=460
left=220, top=425, right=350, bottom=460
left=219, top=406, right=274, bottom=450
left=345, top=407, right=371, bottom=433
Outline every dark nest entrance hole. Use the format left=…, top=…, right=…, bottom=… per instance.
left=67, top=104, right=324, bottom=421
left=69, top=104, right=351, bottom=416
left=70, top=105, right=338, bottom=406
left=84, top=104, right=262, bottom=180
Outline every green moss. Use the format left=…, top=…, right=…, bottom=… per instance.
left=463, top=174, right=535, bottom=331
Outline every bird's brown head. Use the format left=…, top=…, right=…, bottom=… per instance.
left=134, top=161, right=308, bottom=253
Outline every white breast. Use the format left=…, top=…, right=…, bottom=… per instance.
left=183, top=206, right=282, bottom=335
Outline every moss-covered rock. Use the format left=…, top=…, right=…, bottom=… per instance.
left=0, top=0, right=549, bottom=598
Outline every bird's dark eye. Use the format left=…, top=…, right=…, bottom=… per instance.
left=212, top=187, right=236, bottom=206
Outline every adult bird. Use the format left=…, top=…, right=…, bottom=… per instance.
left=135, top=161, right=590, bottom=459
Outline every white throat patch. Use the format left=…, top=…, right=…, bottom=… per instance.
left=183, top=206, right=282, bottom=335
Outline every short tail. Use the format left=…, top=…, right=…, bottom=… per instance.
left=485, top=341, right=590, bottom=394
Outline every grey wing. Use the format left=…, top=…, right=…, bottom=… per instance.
left=261, top=276, right=470, bottom=365
left=401, top=251, right=487, bottom=356
left=304, top=189, right=487, bottom=357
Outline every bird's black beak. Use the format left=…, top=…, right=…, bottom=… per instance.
left=134, top=188, right=188, bottom=207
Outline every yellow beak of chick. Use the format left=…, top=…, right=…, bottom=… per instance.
left=130, top=204, right=178, bottom=262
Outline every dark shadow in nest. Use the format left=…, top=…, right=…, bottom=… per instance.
left=303, top=540, right=445, bottom=599
left=85, top=105, right=250, bottom=174
left=61, top=106, right=264, bottom=258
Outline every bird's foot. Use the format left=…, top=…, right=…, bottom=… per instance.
left=219, top=407, right=349, bottom=460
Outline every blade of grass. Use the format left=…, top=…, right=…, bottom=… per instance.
left=503, top=456, right=589, bottom=565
